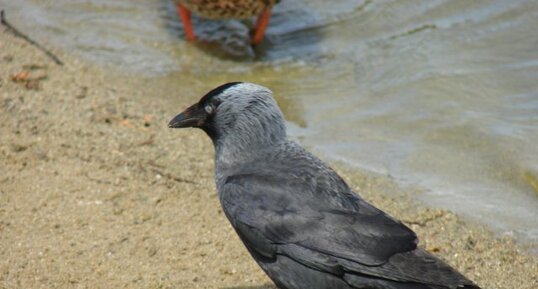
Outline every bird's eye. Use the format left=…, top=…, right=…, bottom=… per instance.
left=204, top=104, right=215, bottom=114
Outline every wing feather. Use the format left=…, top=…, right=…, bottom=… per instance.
left=220, top=173, right=478, bottom=288
left=221, top=173, right=417, bottom=266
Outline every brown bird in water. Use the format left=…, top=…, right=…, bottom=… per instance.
left=174, top=0, right=279, bottom=45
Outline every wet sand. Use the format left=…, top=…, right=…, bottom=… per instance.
left=0, top=32, right=536, bottom=289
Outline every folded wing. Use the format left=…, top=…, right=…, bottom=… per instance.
left=220, top=173, right=478, bottom=288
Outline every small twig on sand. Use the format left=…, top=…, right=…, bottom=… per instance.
left=150, top=167, right=197, bottom=184
left=1, top=10, right=64, bottom=65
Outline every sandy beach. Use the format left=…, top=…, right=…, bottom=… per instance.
left=0, top=31, right=537, bottom=289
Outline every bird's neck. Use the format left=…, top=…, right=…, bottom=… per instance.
left=213, top=126, right=286, bottom=173
left=214, top=136, right=281, bottom=167
left=210, top=107, right=288, bottom=178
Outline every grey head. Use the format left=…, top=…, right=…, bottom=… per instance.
left=168, top=82, right=287, bottom=163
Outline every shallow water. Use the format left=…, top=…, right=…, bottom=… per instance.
left=2, top=0, right=537, bottom=246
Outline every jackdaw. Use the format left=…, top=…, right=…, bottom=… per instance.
left=168, top=82, right=481, bottom=289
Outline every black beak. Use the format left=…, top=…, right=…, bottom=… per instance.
left=168, top=104, right=207, bottom=128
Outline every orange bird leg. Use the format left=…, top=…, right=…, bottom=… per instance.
left=252, top=9, right=272, bottom=45
left=177, top=4, right=196, bottom=41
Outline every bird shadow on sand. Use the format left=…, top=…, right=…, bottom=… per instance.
left=221, top=285, right=277, bottom=289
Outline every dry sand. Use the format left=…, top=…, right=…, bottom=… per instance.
left=0, top=31, right=537, bottom=289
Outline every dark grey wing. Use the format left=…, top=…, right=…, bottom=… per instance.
left=221, top=173, right=417, bottom=265
left=220, top=174, right=479, bottom=288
